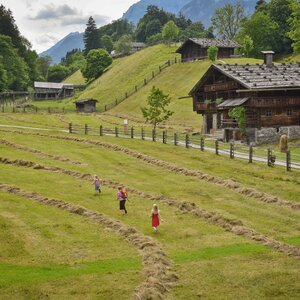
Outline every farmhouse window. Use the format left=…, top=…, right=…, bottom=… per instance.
left=287, top=108, right=293, bottom=117
left=266, top=109, right=272, bottom=117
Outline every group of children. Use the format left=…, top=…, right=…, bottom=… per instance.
left=92, top=175, right=161, bottom=233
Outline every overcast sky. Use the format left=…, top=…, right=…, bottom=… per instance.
left=1, top=0, right=138, bottom=53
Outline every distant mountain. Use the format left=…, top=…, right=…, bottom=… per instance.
left=122, top=0, right=191, bottom=25
left=123, top=0, right=257, bottom=27
left=39, top=32, right=84, bottom=64
left=180, top=0, right=257, bottom=27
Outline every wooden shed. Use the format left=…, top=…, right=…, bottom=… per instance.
left=34, top=82, right=74, bottom=100
left=75, top=99, right=98, bottom=113
left=189, top=52, right=300, bottom=144
left=176, top=38, right=242, bottom=62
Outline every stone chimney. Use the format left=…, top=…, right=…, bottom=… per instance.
left=262, top=51, right=275, bottom=67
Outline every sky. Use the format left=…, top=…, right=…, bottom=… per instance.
left=1, top=0, right=139, bottom=53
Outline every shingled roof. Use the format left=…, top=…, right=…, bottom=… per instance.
left=214, top=63, right=300, bottom=89
left=176, top=38, right=241, bottom=53
left=190, top=62, right=300, bottom=94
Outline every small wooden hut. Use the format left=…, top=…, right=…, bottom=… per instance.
left=176, top=38, right=242, bottom=62
left=75, top=99, right=98, bottom=113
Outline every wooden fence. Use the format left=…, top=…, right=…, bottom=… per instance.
left=68, top=123, right=300, bottom=171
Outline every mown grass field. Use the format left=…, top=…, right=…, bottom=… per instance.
left=0, top=118, right=300, bottom=299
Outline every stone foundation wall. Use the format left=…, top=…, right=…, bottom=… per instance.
left=246, top=126, right=300, bottom=145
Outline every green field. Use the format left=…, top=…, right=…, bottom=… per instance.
left=1, top=45, right=300, bottom=299
left=0, top=120, right=300, bottom=299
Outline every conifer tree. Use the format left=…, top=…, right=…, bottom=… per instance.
left=83, top=16, right=101, bottom=55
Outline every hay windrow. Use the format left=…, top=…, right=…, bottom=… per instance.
left=1, top=155, right=299, bottom=259
left=0, top=183, right=178, bottom=300
left=0, top=128, right=298, bottom=211
left=0, top=139, right=83, bottom=165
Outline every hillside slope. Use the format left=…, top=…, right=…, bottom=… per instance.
left=109, top=57, right=262, bottom=130
left=74, top=44, right=180, bottom=104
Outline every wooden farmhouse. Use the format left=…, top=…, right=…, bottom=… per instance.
left=176, top=38, right=242, bottom=62
left=189, top=52, right=300, bottom=145
left=75, top=99, right=98, bottom=113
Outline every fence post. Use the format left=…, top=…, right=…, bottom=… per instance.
left=144, top=78, right=147, bottom=86
left=215, top=140, right=219, bottom=155
left=1, top=106, right=4, bottom=113
left=162, top=131, right=166, bottom=144
left=185, top=134, right=189, bottom=148
left=62, top=107, right=65, bottom=114
left=135, top=85, right=138, bottom=92
left=23, top=107, right=25, bottom=113
left=104, top=105, right=107, bottom=111
left=84, top=124, right=88, bottom=135
left=200, top=137, right=204, bottom=151
left=100, top=125, right=103, bottom=136
left=175, top=57, right=177, bottom=64
left=152, top=129, right=156, bottom=142
left=159, top=66, right=161, bottom=72
left=286, top=150, right=291, bottom=171
left=152, top=71, right=154, bottom=78
left=168, top=60, right=170, bottom=66
left=35, top=106, right=38, bottom=113
left=131, top=126, right=134, bottom=139
left=69, top=123, right=72, bottom=134
left=141, top=127, right=145, bottom=140
left=115, top=127, right=119, bottom=137
left=115, top=99, right=118, bottom=105
left=48, top=107, right=50, bottom=114
left=174, top=133, right=178, bottom=146
left=125, top=92, right=128, bottom=98
left=12, top=106, right=15, bottom=113
left=230, top=142, right=234, bottom=159
left=249, top=146, right=253, bottom=163
left=267, top=148, right=276, bottom=167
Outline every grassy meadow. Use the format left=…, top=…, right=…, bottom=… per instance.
left=0, top=121, right=300, bottom=299
left=1, top=45, right=300, bottom=299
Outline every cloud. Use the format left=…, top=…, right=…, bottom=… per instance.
left=61, top=14, right=109, bottom=26
left=35, top=33, right=58, bottom=45
left=30, top=4, right=79, bottom=20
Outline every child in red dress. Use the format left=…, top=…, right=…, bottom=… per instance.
left=151, top=204, right=160, bottom=233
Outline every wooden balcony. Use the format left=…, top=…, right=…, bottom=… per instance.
left=220, top=118, right=259, bottom=129
left=250, top=97, right=300, bottom=107
left=204, top=81, right=239, bottom=92
left=195, top=102, right=217, bottom=112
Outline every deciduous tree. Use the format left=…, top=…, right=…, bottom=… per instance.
left=207, top=45, right=218, bottom=62
left=211, top=1, right=245, bottom=39
left=288, top=0, right=300, bottom=53
left=82, top=49, right=112, bottom=82
left=162, top=20, right=179, bottom=45
left=141, top=86, right=173, bottom=130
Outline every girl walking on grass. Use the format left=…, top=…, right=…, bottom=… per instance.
left=92, top=175, right=102, bottom=194
left=151, top=204, right=160, bottom=233
left=117, top=186, right=128, bottom=214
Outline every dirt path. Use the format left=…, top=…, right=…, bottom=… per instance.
left=0, top=183, right=178, bottom=300
left=0, top=139, right=83, bottom=165
left=1, top=156, right=299, bottom=259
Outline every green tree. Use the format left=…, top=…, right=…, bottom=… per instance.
left=101, top=35, right=114, bottom=53
left=242, top=35, right=254, bottom=57
left=211, top=1, right=245, bottom=39
left=255, top=0, right=268, bottom=11
left=162, top=20, right=179, bottom=45
left=115, top=34, right=133, bottom=54
left=82, top=48, right=112, bottom=82
left=288, top=0, right=300, bottom=53
left=36, top=56, right=52, bottom=81
left=47, top=65, right=69, bottom=82
left=228, top=107, right=247, bottom=136
left=83, top=16, right=101, bottom=55
left=240, top=11, right=281, bottom=57
left=141, top=86, right=173, bottom=130
left=145, top=19, right=162, bottom=38
left=207, top=45, right=218, bottom=62
left=0, top=34, right=29, bottom=90
left=179, top=22, right=205, bottom=41
left=0, top=55, right=8, bottom=91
